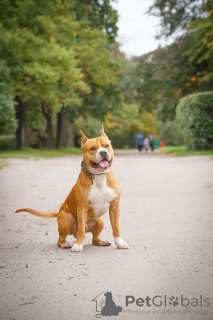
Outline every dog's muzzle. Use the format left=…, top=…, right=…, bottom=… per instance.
left=90, top=159, right=112, bottom=169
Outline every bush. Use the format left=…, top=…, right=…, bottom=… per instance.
left=74, top=115, right=102, bottom=146
left=0, top=135, right=15, bottom=150
left=176, top=91, right=213, bottom=150
left=159, top=120, right=183, bottom=146
left=106, top=129, right=131, bottom=149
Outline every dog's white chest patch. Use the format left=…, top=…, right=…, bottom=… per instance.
left=88, top=175, right=117, bottom=217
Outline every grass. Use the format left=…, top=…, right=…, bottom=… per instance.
left=160, top=146, right=213, bottom=156
left=1, top=146, right=213, bottom=159
left=0, top=147, right=82, bottom=159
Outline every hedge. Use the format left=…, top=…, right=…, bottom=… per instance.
left=176, top=91, right=213, bottom=150
left=0, top=135, right=15, bottom=150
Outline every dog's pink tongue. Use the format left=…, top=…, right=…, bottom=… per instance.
left=99, top=160, right=109, bottom=168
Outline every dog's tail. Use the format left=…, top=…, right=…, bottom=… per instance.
left=15, top=208, right=58, bottom=218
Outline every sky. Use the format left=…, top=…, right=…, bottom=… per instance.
left=111, top=0, right=168, bottom=57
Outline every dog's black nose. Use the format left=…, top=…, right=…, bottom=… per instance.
left=100, top=150, right=108, bottom=158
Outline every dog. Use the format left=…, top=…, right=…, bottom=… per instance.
left=15, top=126, right=129, bottom=252
left=101, top=292, right=122, bottom=316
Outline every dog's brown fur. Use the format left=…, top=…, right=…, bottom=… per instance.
left=15, top=127, right=129, bottom=252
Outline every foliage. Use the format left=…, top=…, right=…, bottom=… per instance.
left=2, top=0, right=212, bottom=150
left=104, top=104, right=159, bottom=148
left=148, top=0, right=209, bottom=38
left=0, top=135, right=15, bottom=150
left=116, top=58, right=139, bottom=105
left=0, top=0, right=120, bottom=148
left=74, top=0, right=118, bottom=42
left=0, top=1, right=89, bottom=106
left=176, top=91, right=213, bottom=150
left=186, top=3, right=213, bottom=86
left=0, top=61, right=17, bottom=134
left=145, top=0, right=213, bottom=121
left=187, top=3, right=213, bottom=65
left=74, top=25, right=120, bottom=118
left=159, top=120, right=183, bottom=146
left=132, top=33, right=212, bottom=121
left=74, top=115, right=102, bottom=146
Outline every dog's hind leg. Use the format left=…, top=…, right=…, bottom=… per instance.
left=86, top=218, right=111, bottom=246
left=57, top=210, right=76, bottom=248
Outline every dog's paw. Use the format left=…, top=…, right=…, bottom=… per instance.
left=114, top=237, right=129, bottom=249
left=98, top=239, right=111, bottom=246
left=71, top=243, right=83, bottom=252
left=61, top=242, right=72, bottom=249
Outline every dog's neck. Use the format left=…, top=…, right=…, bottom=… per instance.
left=81, top=161, right=106, bottom=185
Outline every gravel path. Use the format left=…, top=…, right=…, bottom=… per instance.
left=0, top=151, right=213, bottom=320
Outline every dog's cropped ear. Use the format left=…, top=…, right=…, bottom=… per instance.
left=101, top=125, right=108, bottom=138
left=80, top=130, right=88, bottom=146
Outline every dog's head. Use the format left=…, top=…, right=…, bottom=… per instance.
left=104, top=291, right=112, bottom=299
left=80, top=126, right=114, bottom=174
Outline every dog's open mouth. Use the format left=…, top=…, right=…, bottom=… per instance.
left=90, top=159, right=112, bottom=169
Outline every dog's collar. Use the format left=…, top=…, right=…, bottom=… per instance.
left=81, top=161, right=94, bottom=185
left=81, top=161, right=110, bottom=185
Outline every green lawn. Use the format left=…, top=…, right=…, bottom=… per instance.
left=1, top=146, right=213, bottom=159
left=160, top=146, right=213, bottom=156
left=0, top=147, right=82, bottom=159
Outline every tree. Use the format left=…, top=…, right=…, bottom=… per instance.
left=74, top=0, right=118, bottom=42
left=54, top=20, right=120, bottom=148
left=0, top=0, right=87, bottom=148
left=129, top=36, right=205, bottom=121
left=148, top=0, right=209, bottom=37
left=0, top=0, right=120, bottom=149
left=131, top=0, right=213, bottom=121
left=0, top=60, right=16, bottom=134
left=104, top=103, right=158, bottom=148
left=186, top=2, right=213, bottom=88
left=147, top=0, right=213, bottom=93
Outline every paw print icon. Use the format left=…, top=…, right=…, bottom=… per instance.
left=169, top=296, right=179, bottom=307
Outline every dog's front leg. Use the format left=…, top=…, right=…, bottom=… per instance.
left=109, top=200, right=129, bottom=249
left=71, top=205, right=87, bottom=252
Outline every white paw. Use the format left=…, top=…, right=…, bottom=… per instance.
left=98, top=239, right=111, bottom=246
left=114, top=237, right=129, bottom=249
left=71, top=243, right=84, bottom=252
left=61, top=242, right=72, bottom=249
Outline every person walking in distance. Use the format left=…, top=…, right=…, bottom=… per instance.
left=148, top=133, right=155, bottom=152
left=144, top=137, right=149, bottom=152
left=135, top=132, right=144, bottom=152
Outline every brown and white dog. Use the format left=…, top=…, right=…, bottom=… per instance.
left=15, top=126, right=129, bottom=252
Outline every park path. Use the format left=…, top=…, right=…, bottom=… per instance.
left=0, top=151, right=213, bottom=320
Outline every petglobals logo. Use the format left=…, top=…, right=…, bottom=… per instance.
left=125, top=295, right=211, bottom=308
left=92, top=291, right=122, bottom=318
left=92, top=292, right=211, bottom=318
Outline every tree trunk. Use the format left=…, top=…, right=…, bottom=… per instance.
left=128, top=126, right=134, bottom=147
left=56, top=113, right=67, bottom=148
left=56, top=106, right=76, bottom=148
left=61, top=117, right=67, bottom=148
left=15, top=97, right=23, bottom=150
left=22, top=122, right=29, bottom=148
left=67, top=122, right=74, bottom=147
left=46, top=115, right=53, bottom=148
left=41, top=102, right=53, bottom=148
left=56, top=112, right=62, bottom=149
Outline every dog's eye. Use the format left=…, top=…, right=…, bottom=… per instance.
left=105, top=144, right=110, bottom=148
left=90, top=147, right=96, bottom=151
